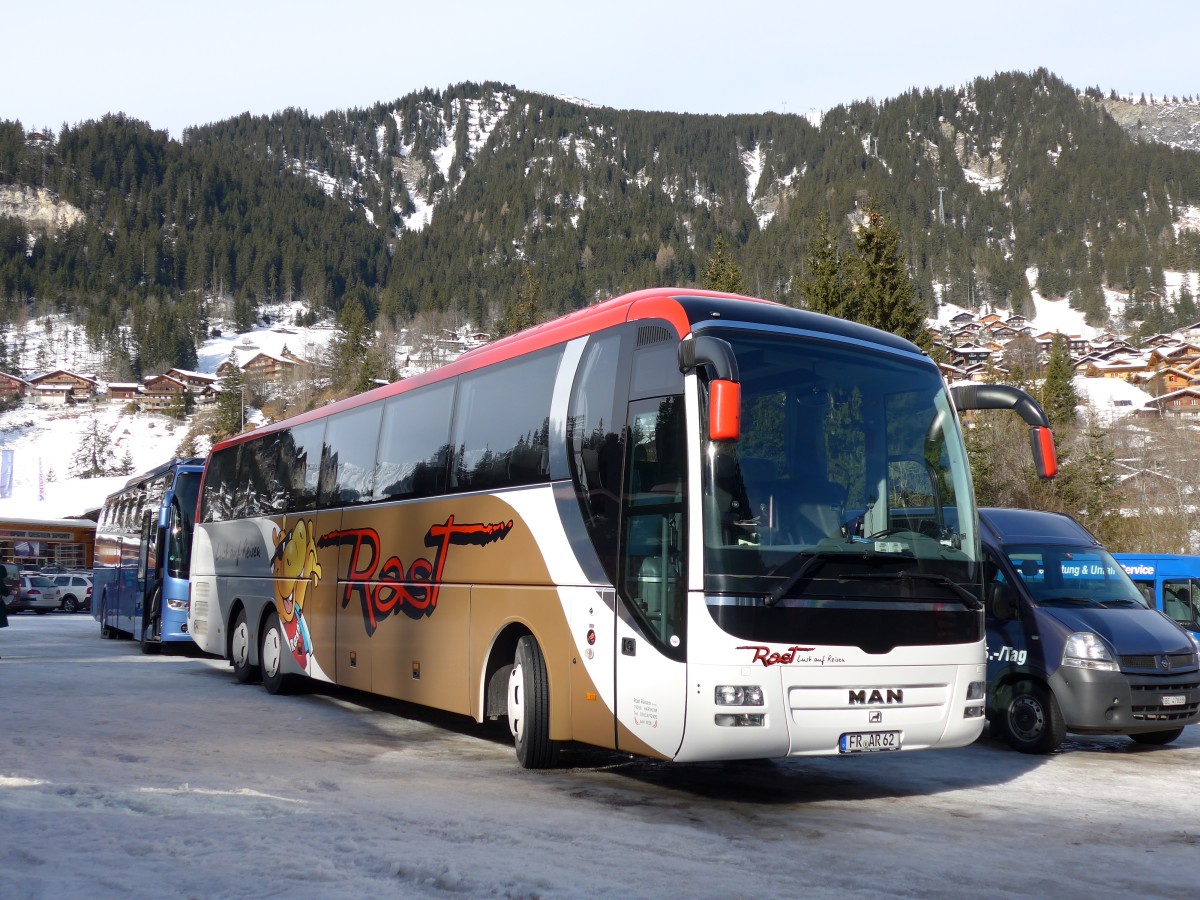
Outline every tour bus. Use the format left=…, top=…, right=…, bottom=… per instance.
left=188, top=288, right=1054, bottom=767
left=94, top=457, right=205, bottom=653
left=1114, top=554, right=1200, bottom=637
left=979, top=509, right=1200, bottom=753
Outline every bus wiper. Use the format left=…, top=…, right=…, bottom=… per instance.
left=764, top=550, right=880, bottom=607
left=836, top=571, right=983, bottom=611
left=764, top=552, right=844, bottom=607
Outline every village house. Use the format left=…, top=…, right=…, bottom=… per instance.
left=106, top=382, right=141, bottom=404
left=0, top=371, right=30, bottom=401
left=1139, top=387, right=1200, bottom=417
left=141, top=374, right=188, bottom=411
left=29, top=370, right=98, bottom=406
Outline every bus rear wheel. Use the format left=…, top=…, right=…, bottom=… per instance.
left=231, top=609, right=259, bottom=684
left=1001, top=679, right=1065, bottom=754
left=260, top=611, right=298, bottom=695
left=508, top=636, right=556, bottom=769
left=1129, top=727, right=1185, bottom=746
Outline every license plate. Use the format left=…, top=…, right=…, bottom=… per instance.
left=1162, top=694, right=1186, bottom=707
left=839, top=731, right=901, bottom=753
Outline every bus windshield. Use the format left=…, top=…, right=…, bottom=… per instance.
left=700, top=328, right=977, bottom=603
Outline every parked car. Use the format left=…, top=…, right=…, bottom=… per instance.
left=11, top=575, right=63, bottom=614
left=51, top=572, right=93, bottom=613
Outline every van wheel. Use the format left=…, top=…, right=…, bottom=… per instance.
left=1001, top=679, right=1066, bottom=754
left=1129, top=727, right=1185, bottom=746
left=231, top=609, right=259, bottom=684
left=507, top=635, right=556, bottom=769
left=260, top=611, right=298, bottom=695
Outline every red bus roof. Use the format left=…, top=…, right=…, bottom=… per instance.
left=209, top=287, right=775, bottom=455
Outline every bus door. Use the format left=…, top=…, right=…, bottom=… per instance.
left=615, top=396, right=688, bottom=758
left=134, top=511, right=155, bottom=638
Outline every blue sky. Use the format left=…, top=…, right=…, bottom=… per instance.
left=5, top=0, right=1198, bottom=139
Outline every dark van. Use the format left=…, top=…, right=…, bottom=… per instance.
left=980, top=508, right=1200, bottom=753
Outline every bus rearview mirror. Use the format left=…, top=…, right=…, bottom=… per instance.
left=1029, top=426, right=1057, bottom=480
left=709, top=379, right=741, bottom=441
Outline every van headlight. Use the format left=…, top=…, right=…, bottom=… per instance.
left=1062, top=632, right=1118, bottom=671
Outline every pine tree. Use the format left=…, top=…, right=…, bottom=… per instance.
left=214, top=355, right=247, bottom=439
left=848, top=204, right=931, bottom=349
left=497, top=266, right=544, bottom=337
left=702, top=237, right=746, bottom=294
left=1040, top=334, right=1078, bottom=430
left=70, top=415, right=114, bottom=478
left=799, top=213, right=848, bottom=317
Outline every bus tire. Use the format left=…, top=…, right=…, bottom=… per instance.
left=100, top=596, right=114, bottom=639
left=1001, top=679, right=1065, bottom=754
left=1129, top=727, right=1185, bottom=746
left=231, top=609, right=260, bottom=684
left=508, top=635, right=556, bottom=769
left=260, top=610, right=298, bottom=695
left=141, top=587, right=162, bottom=655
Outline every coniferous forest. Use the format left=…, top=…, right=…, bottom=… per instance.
left=3, top=68, right=1200, bottom=380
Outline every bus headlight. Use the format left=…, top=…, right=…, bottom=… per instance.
left=964, top=680, right=986, bottom=718
left=166, top=598, right=188, bottom=611
left=1062, top=632, right=1118, bottom=671
left=715, top=685, right=764, bottom=706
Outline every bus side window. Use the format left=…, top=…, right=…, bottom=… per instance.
left=1162, top=580, right=1197, bottom=628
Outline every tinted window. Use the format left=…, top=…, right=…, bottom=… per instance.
left=280, top=421, right=324, bottom=513
left=322, top=405, right=383, bottom=506
left=377, top=381, right=455, bottom=500
left=241, top=434, right=282, bottom=517
left=201, top=445, right=241, bottom=523
left=567, top=332, right=624, bottom=581
left=451, top=348, right=562, bottom=492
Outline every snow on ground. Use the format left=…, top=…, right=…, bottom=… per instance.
left=1075, top=375, right=1153, bottom=425
left=2, top=616, right=1199, bottom=899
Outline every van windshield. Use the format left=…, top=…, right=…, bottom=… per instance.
left=1004, top=544, right=1150, bottom=608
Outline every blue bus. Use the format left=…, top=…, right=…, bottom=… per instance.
left=93, top=457, right=205, bottom=652
left=1114, top=554, right=1200, bottom=638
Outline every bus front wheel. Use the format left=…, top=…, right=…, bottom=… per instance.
left=231, top=609, right=259, bottom=684
left=1001, top=679, right=1065, bottom=754
left=508, top=636, right=556, bottom=769
left=260, top=611, right=298, bottom=695
left=140, top=587, right=162, bottom=655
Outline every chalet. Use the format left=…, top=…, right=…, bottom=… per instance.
left=979, top=313, right=1003, bottom=326
left=166, top=368, right=218, bottom=391
left=1080, top=356, right=1152, bottom=382
left=0, top=371, right=30, bottom=400
left=106, top=382, right=142, bottom=404
left=1154, top=366, right=1195, bottom=394
left=1140, top=388, right=1200, bottom=417
left=29, top=370, right=97, bottom=406
left=141, top=374, right=188, bottom=411
left=948, top=344, right=993, bottom=366
left=1004, top=314, right=1030, bottom=329
left=240, top=349, right=304, bottom=384
left=948, top=312, right=975, bottom=325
